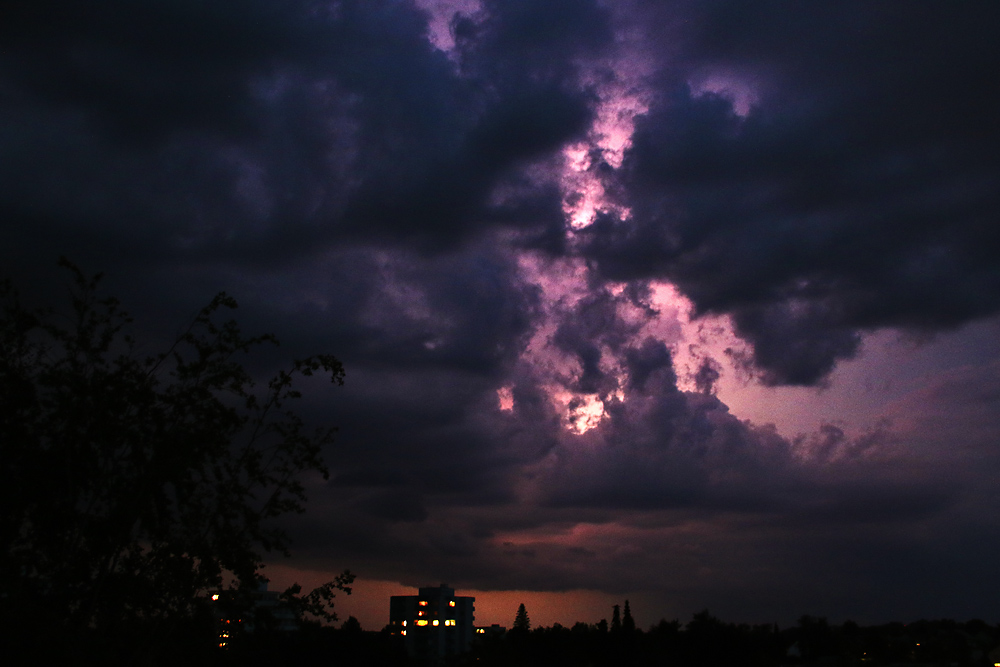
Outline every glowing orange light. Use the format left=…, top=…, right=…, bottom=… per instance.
left=418, top=600, right=428, bottom=606
left=416, top=620, right=429, bottom=626
left=433, top=620, right=439, bottom=626
left=449, top=600, right=456, bottom=607
left=401, top=630, right=407, bottom=636
left=402, top=620, right=407, bottom=627
left=211, top=594, right=220, bottom=601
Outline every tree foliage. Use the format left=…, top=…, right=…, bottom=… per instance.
left=0, top=260, right=349, bottom=657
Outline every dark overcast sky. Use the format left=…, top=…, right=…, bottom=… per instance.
left=3, top=0, right=1000, bottom=629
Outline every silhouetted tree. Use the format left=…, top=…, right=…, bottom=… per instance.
left=514, top=603, right=531, bottom=632
left=611, top=604, right=622, bottom=633
left=622, top=600, right=635, bottom=634
left=0, top=261, right=351, bottom=662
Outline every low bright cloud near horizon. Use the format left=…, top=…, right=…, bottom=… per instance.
left=3, top=0, right=1000, bottom=631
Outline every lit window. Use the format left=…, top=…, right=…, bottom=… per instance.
left=449, top=600, right=456, bottom=607
left=433, top=620, right=439, bottom=626
left=416, top=620, right=428, bottom=626
left=477, top=628, right=485, bottom=634
left=402, top=620, right=407, bottom=627
left=401, top=630, right=407, bottom=636
left=418, top=610, right=424, bottom=617
left=211, top=594, right=220, bottom=601
left=419, top=600, right=428, bottom=606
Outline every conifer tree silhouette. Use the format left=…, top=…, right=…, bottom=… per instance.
left=514, top=603, right=531, bottom=632
left=611, top=604, right=622, bottom=633
left=623, top=600, right=636, bottom=633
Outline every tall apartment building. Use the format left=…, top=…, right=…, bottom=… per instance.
left=389, top=584, right=475, bottom=661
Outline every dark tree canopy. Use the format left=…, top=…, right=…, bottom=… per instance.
left=0, top=261, right=349, bottom=660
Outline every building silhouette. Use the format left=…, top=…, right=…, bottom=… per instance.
left=389, top=584, right=475, bottom=661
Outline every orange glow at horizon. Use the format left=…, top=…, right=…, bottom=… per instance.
left=260, top=567, right=631, bottom=631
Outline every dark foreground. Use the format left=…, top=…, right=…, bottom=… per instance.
left=10, top=613, right=999, bottom=667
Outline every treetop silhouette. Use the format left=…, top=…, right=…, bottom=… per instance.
left=514, top=603, right=531, bottom=632
left=623, top=599, right=636, bottom=633
left=0, top=260, right=350, bottom=659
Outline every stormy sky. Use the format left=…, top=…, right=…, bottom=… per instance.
left=3, top=0, right=1000, bottom=628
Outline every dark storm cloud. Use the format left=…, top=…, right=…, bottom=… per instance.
left=286, top=308, right=966, bottom=596
left=624, top=337, right=674, bottom=393
left=271, top=244, right=541, bottom=376
left=332, top=0, right=611, bottom=247
left=0, top=0, right=288, bottom=143
left=535, top=355, right=953, bottom=523
left=0, top=0, right=609, bottom=282
left=211, top=242, right=551, bottom=509
left=455, top=0, right=612, bottom=79
left=551, top=285, right=651, bottom=395
left=581, top=1, right=1000, bottom=385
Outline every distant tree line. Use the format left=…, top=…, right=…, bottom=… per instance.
left=467, top=607, right=1000, bottom=667
left=471, top=608, right=1000, bottom=667
left=195, top=607, right=1000, bottom=667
